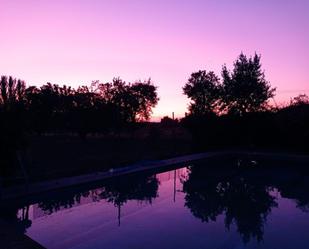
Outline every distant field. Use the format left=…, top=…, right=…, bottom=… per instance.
left=21, top=124, right=192, bottom=182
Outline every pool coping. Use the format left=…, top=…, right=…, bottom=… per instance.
left=1, top=150, right=309, bottom=201
left=0, top=219, right=45, bottom=249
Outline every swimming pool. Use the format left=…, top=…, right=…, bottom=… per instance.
left=8, top=158, right=309, bottom=249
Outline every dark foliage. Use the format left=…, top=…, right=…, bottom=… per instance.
left=182, top=53, right=308, bottom=152
left=183, top=70, right=221, bottom=115
left=183, top=53, right=275, bottom=117
left=160, top=116, right=178, bottom=127
left=221, top=53, right=275, bottom=115
left=0, top=76, right=159, bottom=176
left=181, top=106, right=309, bottom=152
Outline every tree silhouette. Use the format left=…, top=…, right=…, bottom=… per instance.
left=21, top=77, right=158, bottom=134
left=130, top=79, right=159, bottom=121
left=276, top=95, right=309, bottom=150
left=181, top=53, right=281, bottom=149
left=0, top=75, right=159, bottom=177
left=183, top=70, right=221, bottom=115
left=221, top=53, right=275, bottom=115
left=290, top=94, right=309, bottom=106
left=0, top=76, right=27, bottom=176
left=0, top=76, right=26, bottom=108
left=92, top=78, right=159, bottom=123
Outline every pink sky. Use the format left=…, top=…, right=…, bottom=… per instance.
left=1, top=0, right=308, bottom=120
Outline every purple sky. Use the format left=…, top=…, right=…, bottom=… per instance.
left=1, top=0, right=308, bottom=119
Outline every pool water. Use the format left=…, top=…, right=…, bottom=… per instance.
left=12, top=161, right=309, bottom=249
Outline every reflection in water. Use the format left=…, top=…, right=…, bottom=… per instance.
left=2, top=160, right=309, bottom=248
left=41, top=176, right=158, bottom=208
left=182, top=166, right=278, bottom=243
left=96, top=174, right=159, bottom=226
left=279, top=177, right=309, bottom=212
left=36, top=174, right=159, bottom=226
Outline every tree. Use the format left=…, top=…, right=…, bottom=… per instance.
left=0, top=76, right=27, bottom=176
left=0, top=76, right=26, bottom=108
left=183, top=70, right=221, bottom=115
left=221, top=53, right=275, bottom=115
left=130, top=79, right=159, bottom=121
left=290, top=94, right=309, bottom=106
left=93, top=78, right=159, bottom=122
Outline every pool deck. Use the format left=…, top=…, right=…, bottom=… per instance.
left=0, top=220, right=45, bottom=249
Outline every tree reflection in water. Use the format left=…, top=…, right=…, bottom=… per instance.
left=276, top=174, right=309, bottom=212
left=97, top=174, right=158, bottom=206
left=182, top=165, right=278, bottom=243
left=37, top=173, right=159, bottom=226
left=1, top=174, right=159, bottom=233
left=98, top=174, right=159, bottom=225
left=2, top=160, right=309, bottom=245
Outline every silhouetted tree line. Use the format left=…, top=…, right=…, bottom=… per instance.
left=0, top=76, right=158, bottom=175
left=182, top=53, right=309, bottom=151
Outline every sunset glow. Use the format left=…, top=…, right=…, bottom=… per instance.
left=1, top=0, right=308, bottom=119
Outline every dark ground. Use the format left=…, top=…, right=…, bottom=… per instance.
left=9, top=124, right=192, bottom=185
